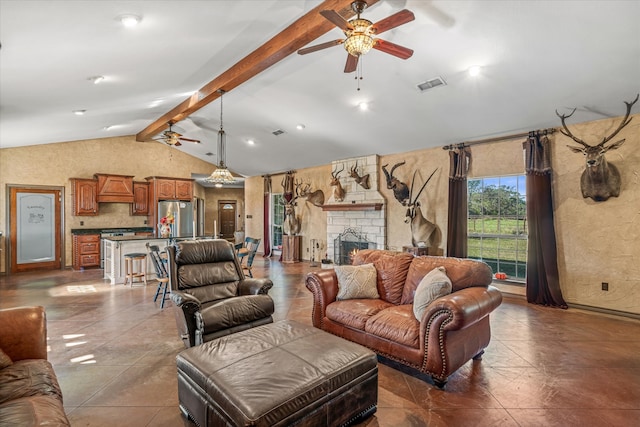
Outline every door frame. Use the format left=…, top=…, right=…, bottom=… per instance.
left=6, top=184, right=66, bottom=274
left=217, top=200, right=237, bottom=241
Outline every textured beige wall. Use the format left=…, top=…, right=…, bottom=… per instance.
left=244, top=113, right=640, bottom=315
left=0, top=135, right=215, bottom=271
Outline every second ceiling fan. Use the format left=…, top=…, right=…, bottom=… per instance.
left=298, top=0, right=415, bottom=73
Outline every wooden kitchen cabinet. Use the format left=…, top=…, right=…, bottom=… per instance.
left=94, top=174, right=134, bottom=203
left=175, top=180, right=193, bottom=200
left=131, top=182, right=150, bottom=215
left=71, top=178, right=98, bottom=216
left=73, top=234, right=100, bottom=270
left=155, top=179, right=176, bottom=199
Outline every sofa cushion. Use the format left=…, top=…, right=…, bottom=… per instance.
left=335, top=263, right=379, bottom=300
left=365, top=305, right=420, bottom=348
left=0, top=348, right=12, bottom=369
left=402, top=256, right=493, bottom=304
left=0, top=395, right=70, bottom=426
left=0, top=360, right=63, bottom=405
left=412, top=266, right=452, bottom=320
left=352, top=250, right=414, bottom=305
left=326, top=299, right=394, bottom=331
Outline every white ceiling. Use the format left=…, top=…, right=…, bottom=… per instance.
left=1, top=1, right=639, bottom=186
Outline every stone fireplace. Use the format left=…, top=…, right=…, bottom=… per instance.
left=334, top=228, right=376, bottom=265
left=323, top=155, right=386, bottom=264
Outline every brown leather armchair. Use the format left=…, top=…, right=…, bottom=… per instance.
left=167, top=239, right=275, bottom=348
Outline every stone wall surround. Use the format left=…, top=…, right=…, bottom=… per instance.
left=325, top=155, right=386, bottom=263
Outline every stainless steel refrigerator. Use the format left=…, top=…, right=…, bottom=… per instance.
left=157, top=201, right=194, bottom=237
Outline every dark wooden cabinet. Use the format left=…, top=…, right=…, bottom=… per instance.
left=73, top=234, right=100, bottom=270
left=146, top=177, right=195, bottom=231
left=71, top=178, right=98, bottom=216
left=131, top=182, right=150, bottom=215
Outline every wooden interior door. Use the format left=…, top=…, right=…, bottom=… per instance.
left=218, top=201, right=236, bottom=241
left=9, top=187, right=63, bottom=273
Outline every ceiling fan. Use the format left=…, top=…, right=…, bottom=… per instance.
left=297, top=0, right=415, bottom=73
left=153, top=122, right=200, bottom=147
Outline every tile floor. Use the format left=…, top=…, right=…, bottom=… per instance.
left=1, top=257, right=639, bottom=426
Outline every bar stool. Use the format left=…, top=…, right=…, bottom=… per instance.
left=123, top=253, right=147, bottom=287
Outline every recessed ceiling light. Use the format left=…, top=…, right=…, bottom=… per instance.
left=296, top=124, right=305, bottom=130
left=103, top=125, right=112, bottom=130
left=73, top=110, right=86, bottom=116
left=247, top=139, right=255, bottom=145
left=119, top=14, right=141, bottom=27
left=358, top=102, right=368, bottom=111
left=88, top=76, right=104, bottom=84
left=468, top=65, right=481, bottom=77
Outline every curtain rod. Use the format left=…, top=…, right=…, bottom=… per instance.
left=442, top=127, right=557, bottom=150
left=261, top=169, right=296, bottom=178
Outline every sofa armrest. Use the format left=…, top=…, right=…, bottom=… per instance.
left=238, top=278, right=273, bottom=295
left=420, top=285, right=503, bottom=331
left=0, top=306, right=48, bottom=361
left=305, top=270, right=339, bottom=328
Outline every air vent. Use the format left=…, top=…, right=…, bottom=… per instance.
left=417, top=76, right=447, bottom=92
left=205, top=152, right=214, bottom=156
left=272, top=129, right=285, bottom=136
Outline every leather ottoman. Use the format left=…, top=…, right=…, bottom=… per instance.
left=176, top=320, right=378, bottom=426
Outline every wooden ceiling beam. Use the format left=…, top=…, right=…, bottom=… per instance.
left=137, top=0, right=379, bottom=142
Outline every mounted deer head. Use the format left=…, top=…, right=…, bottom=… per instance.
left=330, top=164, right=346, bottom=202
left=382, top=161, right=410, bottom=205
left=348, top=160, right=371, bottom=189
left=283, top=181, right=302, bottom=235
left=557, top=94, right=638, bottom=201
left=404, top=168, right=439, bottom=247
left=298, top=179, right=325, bottom=207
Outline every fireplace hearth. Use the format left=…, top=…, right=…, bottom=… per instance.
left=334, top=228, right=376, bottom=265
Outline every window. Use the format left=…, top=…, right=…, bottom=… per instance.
left=467, top=175, right=527, bottom=282
left=271, top=193, right=284, bottom=251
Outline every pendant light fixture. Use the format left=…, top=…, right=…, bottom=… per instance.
left=205, top=89, right=235, bottom=187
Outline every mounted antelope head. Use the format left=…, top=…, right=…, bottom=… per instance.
left=298, top=179, right=325, bottom=207
left=349, top=160, right=371, bottom=189
left=382, top=161, right=410, bottom=205
left=330, top=164, right=346, bottom=202
left=557, top=94, right=638, bottom=202
left=404, top=168, right=439, bottom=248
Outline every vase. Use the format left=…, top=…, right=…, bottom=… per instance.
left=159, top=224, right=171, bottom=238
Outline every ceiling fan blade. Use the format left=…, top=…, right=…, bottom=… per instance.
left=344, top=54, right=359, bottom=73
left=178, top=137, right=201, bottom=144
left=298, top=39, right=344, bottom=55
left=320, top=9, right=353, bottom=31
left=373, top=39, right=413, bottom=59
left=371, top=9, right=415, bottom=34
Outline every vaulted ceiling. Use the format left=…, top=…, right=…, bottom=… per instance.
left=1, top=1, right=639, bottom=185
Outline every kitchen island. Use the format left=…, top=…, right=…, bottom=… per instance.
left=102, top=235, right=216, bottom=285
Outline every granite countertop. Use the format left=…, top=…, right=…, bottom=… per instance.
left=102, top=235, right=214, bottom=242
left=71, top=227, right=154, bottom=235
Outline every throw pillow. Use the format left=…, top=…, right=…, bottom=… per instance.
left=0, top=348, right=12, bottom=369
left=335, top=263, right=379, bottom=300
left=413, top=266, right=452, bottom=320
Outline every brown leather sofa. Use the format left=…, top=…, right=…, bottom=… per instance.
left=167, top=239, right=275, bottom=348
left=0, top=306, right=70, bottom=426
left=306, top=249, right=503, bottom=388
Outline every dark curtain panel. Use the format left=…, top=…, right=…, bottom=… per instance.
left=446, top=147, right=471, bottom=258
left=523, top=134, right=567, bottom=308
left=263, top=176, right=272, bottom=258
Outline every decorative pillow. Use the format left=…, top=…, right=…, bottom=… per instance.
left=0, top=348, right=13, bottom=369
left=335, top=263, right=379, bottom=300
left=413, top=266, right=452, bottom=320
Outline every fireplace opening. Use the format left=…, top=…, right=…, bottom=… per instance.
left=334, top=228, right=376, bottom=265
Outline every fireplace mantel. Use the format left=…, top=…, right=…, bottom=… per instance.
left=322, top=203, right=383, bottom=212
